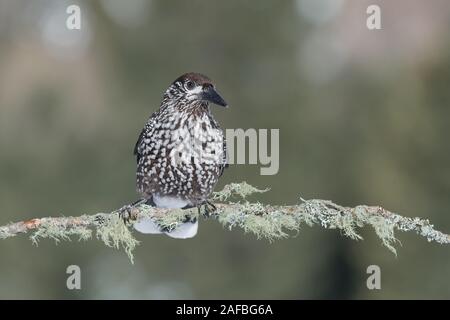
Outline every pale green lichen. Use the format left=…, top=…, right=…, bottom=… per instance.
left=30, top=216, right=94, bottom=245
left=212, top=181, right=269, bottom=201
left=300, top=199, right=363, bottom=241
left=95, top=214, right=139, bottom=264
left=217, top=202, right=299, bottom=241
left=1, top=182, right=448, bottom=263
left=154, top=207, right=198, bottom=231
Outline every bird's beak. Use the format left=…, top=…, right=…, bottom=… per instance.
left=202, top=86, right=228, bottom=107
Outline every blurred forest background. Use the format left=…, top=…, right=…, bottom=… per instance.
left=0, top=0, right=450, bottom=299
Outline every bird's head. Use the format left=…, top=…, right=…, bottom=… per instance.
left=164, top=72, right=228, bottom=108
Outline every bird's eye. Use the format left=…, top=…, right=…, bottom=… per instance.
left=185, top=81, right=196, bottom=90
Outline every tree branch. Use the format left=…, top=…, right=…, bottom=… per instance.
left=0, top=182, right=448, bottom=263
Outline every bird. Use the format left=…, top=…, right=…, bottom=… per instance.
left=129, top=72, right=228, bottom=239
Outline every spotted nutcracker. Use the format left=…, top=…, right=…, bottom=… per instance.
left=130, top=73, right=228, bottom=239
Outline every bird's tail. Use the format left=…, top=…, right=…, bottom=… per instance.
left=133, top=217, right=198, bottom=239
left=132, top=197, right=198, bottom=239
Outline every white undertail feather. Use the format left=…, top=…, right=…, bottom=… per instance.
left=164, top=220, right=198, bottom=239
left=133, top=195, right=198, bottom=239
left=133, top=219, right=163, bottom=234
left=153, top=195, right=190, bottom=208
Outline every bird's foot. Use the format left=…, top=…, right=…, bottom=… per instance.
left=118, top=205, right=137, bottom=224
left=199, top=200, right=218, bottom=218
left=118, top=199, right=146, bottom=224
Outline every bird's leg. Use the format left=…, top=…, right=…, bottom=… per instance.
left=118, top=198, right=148, bottom=223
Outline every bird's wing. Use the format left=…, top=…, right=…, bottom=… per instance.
left=220, top=132, right=229, bottom=177
left=133, top=128, right=145, bottom=163
left=210, top=116, right=229, bottom=177
left=207, top=113, right=228, bottom=177
left=134, top=111, right=158, bottom=164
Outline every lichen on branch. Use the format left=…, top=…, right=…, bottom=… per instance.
left=0, top=182, right=448, bottom=263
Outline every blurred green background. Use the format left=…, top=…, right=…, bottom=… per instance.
left=0, top=0, right=449, bottom=299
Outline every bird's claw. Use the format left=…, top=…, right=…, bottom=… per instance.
left=118, top=205, right=138, bottom=224
left=118, top=198, right=147, bottom=224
